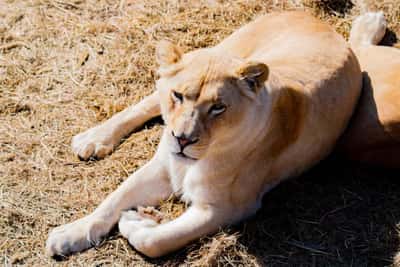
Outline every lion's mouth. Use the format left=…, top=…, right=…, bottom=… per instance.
left=174, top=151, right=197, bottom=161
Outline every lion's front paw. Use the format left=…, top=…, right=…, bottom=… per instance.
left=71, top=125, right=117, bottom=160
left=46, top=217, right=109, bottom=257
left=118, top=210, right=161, bottom=257
left=118, top=210, right=158, bottom=239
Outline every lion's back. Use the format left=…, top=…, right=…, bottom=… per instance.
left=219, top=12, right=363, bottom=177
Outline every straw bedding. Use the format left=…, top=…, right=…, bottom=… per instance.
left=1, top=0, right=399, bottom=265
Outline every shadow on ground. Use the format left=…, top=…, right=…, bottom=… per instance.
left=313, top=0, right=354, bottom=15
left=380, top=29, right=398, bottom=47
left=142, top=156, right=400, bottom=266
left=238, top=157, right=400, bottom=266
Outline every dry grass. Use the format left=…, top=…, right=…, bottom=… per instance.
left=1, top=0, right=400, bottom=266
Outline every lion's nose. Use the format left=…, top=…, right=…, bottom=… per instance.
left=172, top=131, right=198, bottom=149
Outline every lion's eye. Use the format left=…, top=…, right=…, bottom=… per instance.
left=172, top=90, right=183, bottom=103
left=209, top=103, right=226, bottom=116
left=244, top=78, right=257, bottom=90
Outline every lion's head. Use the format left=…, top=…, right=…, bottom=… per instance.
left=155, top=41, right=269, bottom=161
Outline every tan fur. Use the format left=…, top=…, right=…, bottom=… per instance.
left=269, top=86, right=307, bottom=158
left=46, top=11, right=364, bottom=258
left=338, top=12, right=400, bottom=167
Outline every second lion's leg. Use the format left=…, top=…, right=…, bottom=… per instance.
left=46, top=153, right=171, bottom=256
left=72, top=91, right=161, bottom=160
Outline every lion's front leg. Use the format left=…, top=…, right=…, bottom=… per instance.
left=46, top=155, right=171, bottom=257
left=118, top=204, right=235, bottom=258
left=72, top=91, right=160, bottom=160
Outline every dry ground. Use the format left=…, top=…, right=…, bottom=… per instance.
left=1, top=0, right=400, bottom=266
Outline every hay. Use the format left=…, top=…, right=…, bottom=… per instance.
left=1, top=0, right=400, bottom=266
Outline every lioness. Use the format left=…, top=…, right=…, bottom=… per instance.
left=46, top=11, right=397, bottom=258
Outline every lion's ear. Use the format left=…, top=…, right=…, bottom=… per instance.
left=236, top=61, right=269, bottom=95
left=156, top=40, right=182, bottom=67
